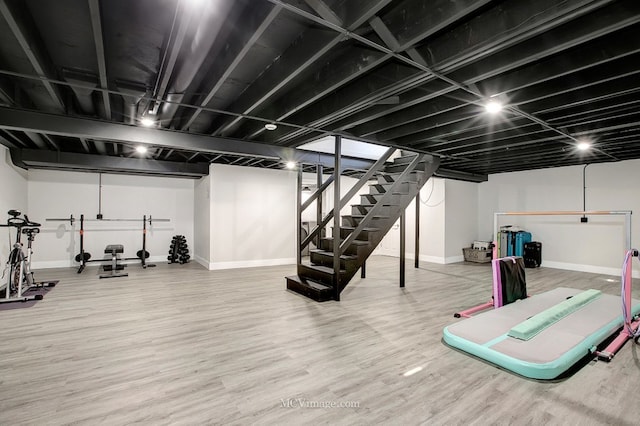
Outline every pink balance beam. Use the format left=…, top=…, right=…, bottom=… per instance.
left=454, top=301, right=494, bottom=318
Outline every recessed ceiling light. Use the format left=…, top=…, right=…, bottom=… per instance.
left=140, top=118, right=155, bottom=127
left=577, top=141, right=591, bottom=151
left=136, top=145, right=148, bottom=154
left=285, top=161, right=296, bottom=169
left=484, top=100, right=503, bottom=114
left=264, top=123, right=277, bottom=131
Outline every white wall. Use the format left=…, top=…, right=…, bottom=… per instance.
left=375, top=177, right=478, bottom=264
left=478, top=160, right=640, bottom=276
left=0, top=146, right=28, bottom=261
left=208, top=164, right=297, bottom=269
left=193, top=175, right=210, bottom=268
left=28, top=170, right=194, bottom=269
left=444, top=179, right=479, bottom=260
left=13, top=147, right=637, bottom=278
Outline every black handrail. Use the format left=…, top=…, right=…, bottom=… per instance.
left=300, top=175, right=334, bottom=212
left=339, top=154, right=425, bottom=255
left=298, top=148, right=396, bottom=253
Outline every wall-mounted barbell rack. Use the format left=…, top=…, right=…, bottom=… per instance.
left=46, top=214, right=170, bottom=273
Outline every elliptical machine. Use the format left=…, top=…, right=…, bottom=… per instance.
left=1, top=210, right=55, bottom=304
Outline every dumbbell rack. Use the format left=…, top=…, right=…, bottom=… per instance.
left=168, top=235, right=190, bottom=264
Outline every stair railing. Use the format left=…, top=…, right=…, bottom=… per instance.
left=298, top=147, right=397, bottom=256
left=338, top=154, right=426, bottom=256
left=299, top=175, right=334, bottom=254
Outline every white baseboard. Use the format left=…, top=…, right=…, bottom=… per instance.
left=193, top=254, right=209, bottom=269
left=376, top=250, right=454, bottom=265
left=31, top=260, right=71, bottom=269
left=444, top=255, right=465, bottom=264
left=208, top=257, right=296, bottom=271
left=419, top=255, right=444, bottom=264
left=542, top=261, right=638, bottom=278
left=416, top=255, right=464, bottom=264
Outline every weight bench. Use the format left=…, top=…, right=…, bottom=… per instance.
left=99, top=244, right=128, bottom=279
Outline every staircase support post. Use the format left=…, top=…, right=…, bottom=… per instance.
left=400, top=210, right=406, bottom=288
left=316, top=164, right=323, bottom=248
left=296, top=164, right=303, bottom=265
left=415, top=192, right=420, bottom=268
left=361, top=261, right=366, bottom=278
left=333, top=135, right=341, bottom=301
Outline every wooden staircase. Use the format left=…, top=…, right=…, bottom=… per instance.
left=286, top=151, right=440, bottom=301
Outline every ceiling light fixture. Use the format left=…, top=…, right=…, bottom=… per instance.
left=140, top=117, right=155, bottom=127
left=264, top=123, right=277, bottom=131
left=286, top=161, right=296, bottom=169
left=484, top=99, right=503, bottom=114
left=577, top=141, right=591, bottom=151
left=136, top=145, right=148, bottom=154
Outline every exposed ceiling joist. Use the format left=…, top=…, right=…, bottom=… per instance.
left=212, top=0, right=392, bottom=137
left=11, top=148, right=209, bottom=178
left=0, top=106, right=375, bottom=170
left=0, top=0, right=65, bottom=112
left=87, top=0, right=111, bottom=120
left=180, top=3, right=283, bottom=130
left=0, top=0, right=638, bottom=180
left=303, top=0, right=342, bottom=26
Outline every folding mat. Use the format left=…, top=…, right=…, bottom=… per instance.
left=443, top=287, right=640, bottom=380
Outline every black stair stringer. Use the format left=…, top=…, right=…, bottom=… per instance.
left=286, top=153, right=440, bottom=301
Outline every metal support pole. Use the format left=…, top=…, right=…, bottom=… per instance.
left=400, top=210, right=406, bottom=288
left=296, top=165, right=303, bottom=265
left=333, top=135, right=341, bottom=301
left=316, top=164, right=323, bottom=248
left=415, top=192, right=420, bottom=268
left=625, top=212, right=631, bottom=251
left=361, top=261, right=366, bottom=278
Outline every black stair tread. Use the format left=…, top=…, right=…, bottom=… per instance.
left=358, top=199, right=400, bottom=207
left=322, top=237, right=369, bottom=246
left=341, top=225, right=380, bottom=231
left=286, top=275, right=334, bottom=302
left=343, top=214, right=389, bottom=219
left=309, top=249, right=358, bottom=260
left=300, top=263, right=346, bottom=275
left=364, top=192, right=406, bottom=198
left=286, top=275, right=333, bottom=290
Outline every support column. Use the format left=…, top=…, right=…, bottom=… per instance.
left=316, top=164, right=323, bottom=248
left=332, top=135, right=341, bottom=301
left=361, top=261, right=366, bottom=278
left=400, top=210, right=406, bottom=288
left=296, top=165, right=302, bottom=265
left=415, top=192, right=420, bottom=268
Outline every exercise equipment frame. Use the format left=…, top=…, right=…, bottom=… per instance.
left=454, top=210, right=632, bottom=318
left=46, top=214, right=170, bottom=273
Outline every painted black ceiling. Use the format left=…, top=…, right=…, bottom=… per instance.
left=0, top=0, right=639, bottom=180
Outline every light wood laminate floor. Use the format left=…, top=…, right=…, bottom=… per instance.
left=1, top=256, right=639, bottom=425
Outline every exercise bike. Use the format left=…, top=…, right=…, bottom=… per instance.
left=1, top=210, right=55, bottom=304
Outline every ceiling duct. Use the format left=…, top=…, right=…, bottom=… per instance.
left=63, top=69, right=98, bottom=115
left=117, top=81, right=147, bottom=125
